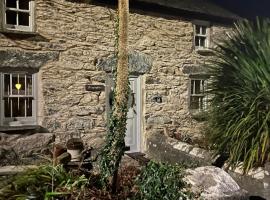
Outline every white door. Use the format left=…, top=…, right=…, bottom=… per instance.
left=106, top=76, right=141, bottom=153
left=125, top=77, right=141, bottom=152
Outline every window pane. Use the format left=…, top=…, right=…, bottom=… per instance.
left=18, top=12, right=29, bottom=26
left=190, top=96, right=204, bottom=110
left=201, top=26, right=207, bottom=35
left=26, top=98, right=32, bottom=116
left=26, top=74, right=32, bottom=95
left=191, top=80, right=194, bottom=94
left=195, top=36, right=200, bottom=47
left=12, top=74, right=25, bottom=95
left=201, top=37, right=206, bottom=47
left=195, top=26, right=200, bottom=34
left=19, top=0, right=29, bottom=10
left=4, top=74, right=10, bottom=96
left=12, top=97, right=26, bottom=117
left=4, top=98, right=11, bottom=117
left=194, top=80, right=201, bottom=94
left=6, top=10, right=17, bottom=25
left=190, top=96, right=200, bottom=110
left=6, top=0, right=17, bottom=8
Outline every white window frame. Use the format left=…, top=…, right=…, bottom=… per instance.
left=3, top=0, right=35, bottom=32
left=189, top=76, right=208, bottom=112
left=0, top=72, right=37, bottom=126
left=193, top=20, right=210, bottom=50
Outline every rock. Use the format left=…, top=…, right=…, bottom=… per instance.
left=184, top=166, right=248, bottom=200
left=0, top=132, right=55, bottom=165
left=13, top=133, right=55, bottom=157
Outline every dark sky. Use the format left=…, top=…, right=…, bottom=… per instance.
left=212, top=0, right=270, bottom=19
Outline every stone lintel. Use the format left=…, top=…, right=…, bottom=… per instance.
left=183, top=65, right=209, bottom=75
left=96, top=50, right=153, bottom=75
left=0, top=49, right=59, bottom=72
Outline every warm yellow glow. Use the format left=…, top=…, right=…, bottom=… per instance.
left=15, top=83, right=22, bottom=90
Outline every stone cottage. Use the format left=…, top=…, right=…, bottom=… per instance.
left=0, top=0, right=239, bottom=154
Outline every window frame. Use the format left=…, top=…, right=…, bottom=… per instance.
left=2, top=0, right=35, bottom=32
left=188, top=75, right=209, bottom=112
left=0, top=72, right=37, bottom=126
left=193, top=20, right=211, bottom=50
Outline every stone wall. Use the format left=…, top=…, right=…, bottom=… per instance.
left=0, top=0, right=230, bottom=149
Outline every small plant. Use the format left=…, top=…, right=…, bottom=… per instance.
left=135, top=161, right=194, bottom=200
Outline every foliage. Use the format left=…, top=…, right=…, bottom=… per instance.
left=207, top=18, right=270, bottom=173
left=135, top=161, right=195, bottom=200
left=0, top=164, right=88, bottom=200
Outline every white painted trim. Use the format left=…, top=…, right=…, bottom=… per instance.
left=193, top=20, right=211, bottom=49
left=3, top=0, right=34, bottom=32
left=0, top=72, right=38, bottom=126
left=135, top=76, right=142, bottom=152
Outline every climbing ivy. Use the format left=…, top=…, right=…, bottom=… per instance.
left=99, top=8, right=129, bottom=188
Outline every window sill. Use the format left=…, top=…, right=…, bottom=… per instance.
left=0, top=29, right=38, bottom=36
left=0, top=125, right=40, bottom=132
left=195, top=48, right=214, bottom=55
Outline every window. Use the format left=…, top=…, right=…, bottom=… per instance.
left=0, top=72, right=36, bottom=126
left=3, top=0, right=34, bottom=32
left=194, top=22, right=210, bottom=49
left=189, top=78, right=208, bottom=111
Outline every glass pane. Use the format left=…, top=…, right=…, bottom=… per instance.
left=6, top=0, right=17, bottom=8
left=194, top=80, right=201, bottom=94
left=190, top=96, right=200, bottom=110
left=195, top=26, right=200, bottom=34
left=4, top=74, right=10, bottom=96
left=4, top=98, right=11, bottom=117
left=195, top=36, right=200, bottom=47
left=19, top=0, right=29, bottom=10
left=26, top=98, right=32, bottom=116
left=191, top=80, right=194, bottom=94
left=201, top=37, right=206, bottom=47
left=11, top=97, right=26, bottom=117
left=12, top=74, right=25, bottom=95
left=201, top=26, right=207, bottom=35
left=6, top=10, right=17, bottom=25
left=18, top=12, right=29, bottom=26
left=26, top=74, right=32, bottom=95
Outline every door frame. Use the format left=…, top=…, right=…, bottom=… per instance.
left=105, top=75, right=142, bottom=152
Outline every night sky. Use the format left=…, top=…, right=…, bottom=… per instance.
left=212, top=0, right=270, bottom=19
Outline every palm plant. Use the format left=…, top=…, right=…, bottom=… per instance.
left=207, top=18, right=270, bottom=173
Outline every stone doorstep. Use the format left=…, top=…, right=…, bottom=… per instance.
left=0, top=165, right=37, bottom=176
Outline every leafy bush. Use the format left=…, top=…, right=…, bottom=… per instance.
left=207, top=18, right=270, bottom=172
left=135, top=161, right=194, bottom=200
left=0, top=165, right=88, bottom=200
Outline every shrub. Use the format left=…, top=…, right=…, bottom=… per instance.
left=135, top=161, right=194, bottom=200
left=207, top=18, right=270, bottom=173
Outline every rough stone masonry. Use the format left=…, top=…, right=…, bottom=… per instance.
left=0, top=0, right=230, bottom=150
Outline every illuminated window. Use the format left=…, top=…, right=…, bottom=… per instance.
left=0, top=72, right=36, bottom=126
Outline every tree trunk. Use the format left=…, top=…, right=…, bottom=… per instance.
left=115, top=0, right=129, bottom=114
left=110, top=0, right=129, bottom=192
left=99, top=0, right=129, bottom=190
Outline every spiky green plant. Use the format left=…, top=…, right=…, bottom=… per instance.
left=0, top=165, right=88, bottom=200
left=207, top=18, right=270, bottom=173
